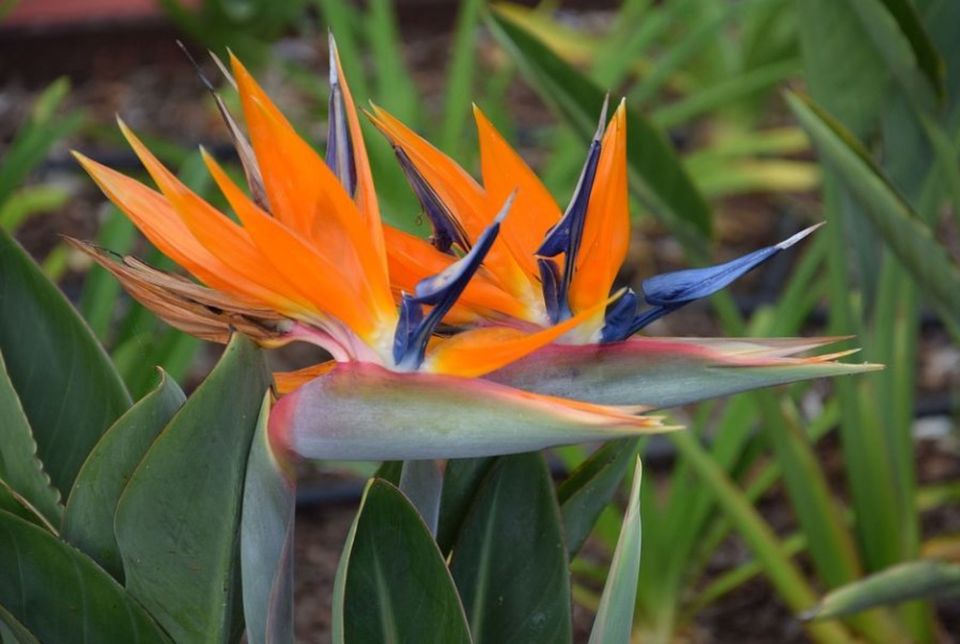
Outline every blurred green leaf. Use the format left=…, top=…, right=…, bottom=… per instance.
left=486, top=7, right=713, bottom=244
left=115, top=335, right=270, bottom=642
left=788, top=91, right=960, bottom=337
left=0, top=227, right=131, bottom=495
left=0, top=185, right=69, bottom=233
left=440, top=0, right=484, bottom=158
left=805, top=561, right=960, bottom=621
left=450, top=452, right=572, bottom=644
left=79, top=210, right=135, bottom=342
left=0, top=351, right=61, bottom=529
left=876, top=0, right=945, bottom=99
left=62, top=370, right=185, bottom=580
left=436, top=456, right=495, bottom=554
left=0, top=510, right=170, bottom=643
left=241, top=393, right=296, bottom=644
left=332, top=479, right=471, bottom=644
left=0, top=78, right=84, bottom=207
left=588, top=458, right=643, bottom=644
left=558, top=438, right=640, bottom=557
left=670, top=431, right=855, bottom=642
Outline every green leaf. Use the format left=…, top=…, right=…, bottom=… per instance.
left=115, top=335, right=270, bottom=643
left=450, top=453, right=572, bottom=644
left=670, top=431, right=855, bottom=642
left=787, top=91, right=960, bottom=336
left=798, top=0, right=932, bottom=138
left=588, top=458, right=643, bottom=644
left=876, top=0, right=945, bottom=99
left=0, top=227, right=131, bottom=495
left=241, top=393, right=295, bottom=644
left=0, top=78, right=85, bottom=206
left=62, top=370, right=185, bottom=580
left=558, top=438, right=640, bottom=557
left=332, top=479, right=471, bottom=644
left=486, top=7, right=713, bottom=242
left=0, top=350, right=61, bottom=528
left=437, top=457, right=495, bottom=554
left=804, top=560, right=960, bottom=621
left=0, top=510, right=170, bottom=643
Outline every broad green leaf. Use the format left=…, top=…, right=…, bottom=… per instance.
left=115, top=335, right=270, bottom=643
left=0, top=227, right=131, bottom=495
left=0, top=480, right=49, bottom=530
left=787, top=92, right=960, bottom=336
left=332, top=479, right=471, bottom=644
left=62, top=370, right=185, bottom=580
left=558, top=438, right=640, bottom=557
left=588, top=458, right=643, bottom=644
left=0, top=351, right=61, bottom=527
left=436, top=457, right=495, bottom=554
left=804, top=561, right=960, bottom=621
left=0, top=510, right=170, bottom=643
left=241, top=393, right=295, bottom=644
left=486, top=7, right=713, bottom=242
left=450, top=453, right=572, bottom=644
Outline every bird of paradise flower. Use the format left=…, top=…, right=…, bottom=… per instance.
left=70, top=40, right=877, bottom=462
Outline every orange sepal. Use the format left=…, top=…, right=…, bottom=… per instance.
left=274, top=361, right=337, bottom=395
left=474, top=105, right=561, bottom=278
left=74, top=151, right=291, bottom=311
left=426, top=292, right=619, bottom=378
left=231, top=55, right=394, bottom=320
left=568, top=101, right=629, bottom=316
left=201, top=149, right=387, bottom=337
left=368, top=105, right=534, bottom=302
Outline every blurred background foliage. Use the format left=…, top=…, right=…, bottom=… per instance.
left=1, top=0, right=958, bottom=640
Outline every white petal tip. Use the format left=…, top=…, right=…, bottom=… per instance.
left=777, top=222, right=826, bottom=250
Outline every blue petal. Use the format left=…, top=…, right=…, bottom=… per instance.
left=641, top=224, right=823, bottom=306
left=325, top=37, right=357, bottom=195
left=599, top=224, right=823, bottom=343
left=393, top=147, right=471, bottom=254
left=599, top=289, right=641, bottom=343
left=392, top=194, right=514, bottom=369
left=538, top=258, right=562, bottom=323
left=537, top=97, right=609, bottom=321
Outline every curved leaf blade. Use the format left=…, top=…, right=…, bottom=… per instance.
left=115, top=335, right=270, bottom=643
left=0, top=350, right=61, bottom=527
left=332, top=479, right=471, bottom=644
left=0, top=227, right=131, bottom=494
left=558, top=438, right=640, bottom=557
left=787, top=91, right=960, bottom=335
left=62, top=369, right=185, bottom=580
left=588, top=457, right=643, bottom=644
left=0, top=509, right=170, bottom=643
left=241, top=392, right=296, bottom=644
left=450, top=453, right=572, bottom=644
left=486, top=7, right=713, bottom=241
left=804, top=560, right=960, bottom=621
left=437, top=457, right=495, bottom=554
